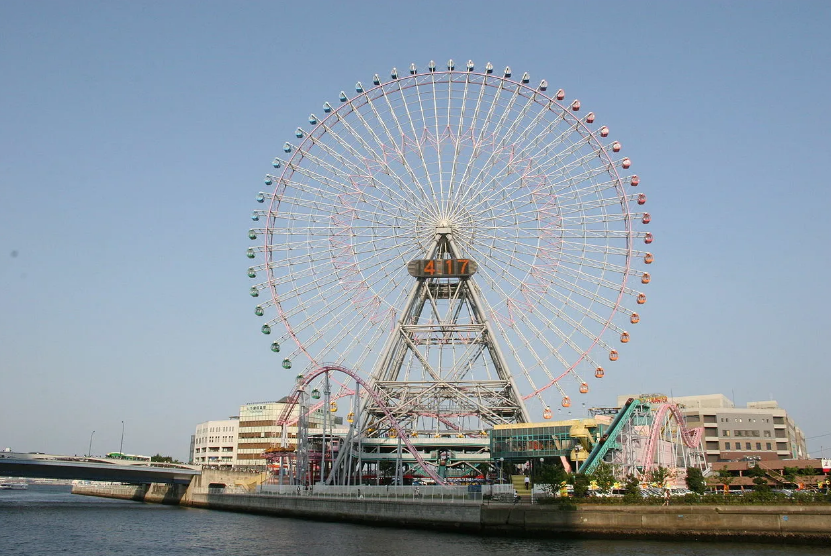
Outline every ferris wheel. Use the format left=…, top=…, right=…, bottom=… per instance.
left=248, top=60, right=652, bottom=428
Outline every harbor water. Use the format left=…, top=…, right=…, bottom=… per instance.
left=0, top=485, right=827, bottom=556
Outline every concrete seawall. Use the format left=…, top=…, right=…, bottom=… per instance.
left=71, top=473, right=831, bottom=545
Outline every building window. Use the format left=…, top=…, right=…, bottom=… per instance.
left=745, top=442, right=751, bottom=450
left=725, top=442, right=731, bottom=450
left=766, top=443, right=772, bottom=450
left=756, top=443, right=761, bottom=450
left=764, top=430, right=771, bottom=437
left=722, top=430, right=731, bottom=437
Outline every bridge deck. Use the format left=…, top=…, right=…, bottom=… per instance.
left=0, top=453, right=200, bottom=485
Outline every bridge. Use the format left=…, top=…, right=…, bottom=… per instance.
left=0, top=452, right=200, bottom=485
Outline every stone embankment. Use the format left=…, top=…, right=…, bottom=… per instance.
left=72, top=470, right=831, bottom=545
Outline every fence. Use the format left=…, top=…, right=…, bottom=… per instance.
left=190, top=483, right=521, bottom=503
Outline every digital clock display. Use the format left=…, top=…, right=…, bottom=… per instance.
left=407, top=259, right=478, bottom=278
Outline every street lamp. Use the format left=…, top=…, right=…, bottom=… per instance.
left=88, top=430, right=95, bottom=458
left=498, top=457, right=504, bottom=484
left=119, top=421, right=125, bottom=458
left=574, top=444, right=582, bottom=473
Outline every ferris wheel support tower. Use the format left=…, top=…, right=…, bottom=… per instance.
left=366, top=229, right=530, bottom=436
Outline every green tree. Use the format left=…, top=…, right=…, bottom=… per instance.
left=783, top=466, right=800, bottom=486
left=592, top=462, right=616, bottom=495
left=649, top=466, right=671, bottom=487
left=748, top=476, right=773, bottom=501
left=685, top=467, right=706, bottom=494
left=572, top=473, right=590, bottom=498
left=622, top=474, right=641, bottom=502
left=745, top=463, right=767, bottom=479
left=716, top=466, right=734, bottom=493
left=378, top=460, right=395, bottom=482
left=150, top=454, right=181, bottom=464
left=534, top=463, right=569, bottom=496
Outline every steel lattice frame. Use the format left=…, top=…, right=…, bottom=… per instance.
left=601, top=403, right=706, bottom=482
left=248, top=59, right=653, bottom=430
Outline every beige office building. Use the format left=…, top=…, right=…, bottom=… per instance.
left=236, top=398, right=329, bottom=468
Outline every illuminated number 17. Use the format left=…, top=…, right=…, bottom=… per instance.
left=459, top=259, right=469, bottom=274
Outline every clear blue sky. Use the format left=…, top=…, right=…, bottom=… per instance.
left=1, top=1, right=829, bottom=461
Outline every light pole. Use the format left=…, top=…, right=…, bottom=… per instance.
left=574, top=445, right=582, bottom=473
left=88, top=430, right=95, bottom=458
left=119, top=421, right=124, bottom=458
left=498, top=457, right=504, bottom=484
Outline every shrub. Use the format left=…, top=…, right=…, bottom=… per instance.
left=685, top=467, right=707, bottom=494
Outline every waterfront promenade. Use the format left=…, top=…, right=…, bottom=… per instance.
left=71, top=470, right=831, bottom=545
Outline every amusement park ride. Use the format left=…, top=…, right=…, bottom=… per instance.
left=246, top=60, right=697, bottom=485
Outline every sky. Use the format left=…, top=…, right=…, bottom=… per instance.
left=1, top=1, right=830, bottom=462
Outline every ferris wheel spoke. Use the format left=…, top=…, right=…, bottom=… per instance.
left=533, top=291, right=618, bottom=354
left=278, top=158, right=420, bottom=218
left=456, top=100, right=587, bottom=213
left=453, top=94, right=539, bottom=210
left=467, top=243, right=626, bottom=342
left=295, top=138, right=426, bottom=221
left=443, top=72, right=473, bottom=216
left=313, top=120, right=432, bottom=216
left=449, top=75, right=513, bottom=204
left=393, top=79, right=440, bottom=205
left=456, top=99, right=566, bottom=210
left=328, top=110, right=433, bottom=215
left=556, top=251, right=646, bottom=283
left=359, top=90, right=438, bottom=212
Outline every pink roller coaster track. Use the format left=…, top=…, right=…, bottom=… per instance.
left=275, top=364, right=446, bottom=486
left=641, top=403, right=703, bottom=475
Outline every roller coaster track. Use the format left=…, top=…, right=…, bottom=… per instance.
left=581, top=398, right=651, bottom=474
left=641, top=403, right=703, bottom=474
left=272, top=364, right=446, bottom=485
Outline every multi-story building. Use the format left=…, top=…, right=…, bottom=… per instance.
left=236, top=398, right=330, bottom=469
left=617, top=393, right=807, bottom=464
left=192, top=417, right=239, bottom=467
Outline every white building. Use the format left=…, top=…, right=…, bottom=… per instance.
left=192, top=417, right=239, bottom=467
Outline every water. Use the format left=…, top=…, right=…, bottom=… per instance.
left=0, top=485, right=826, bottom=556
